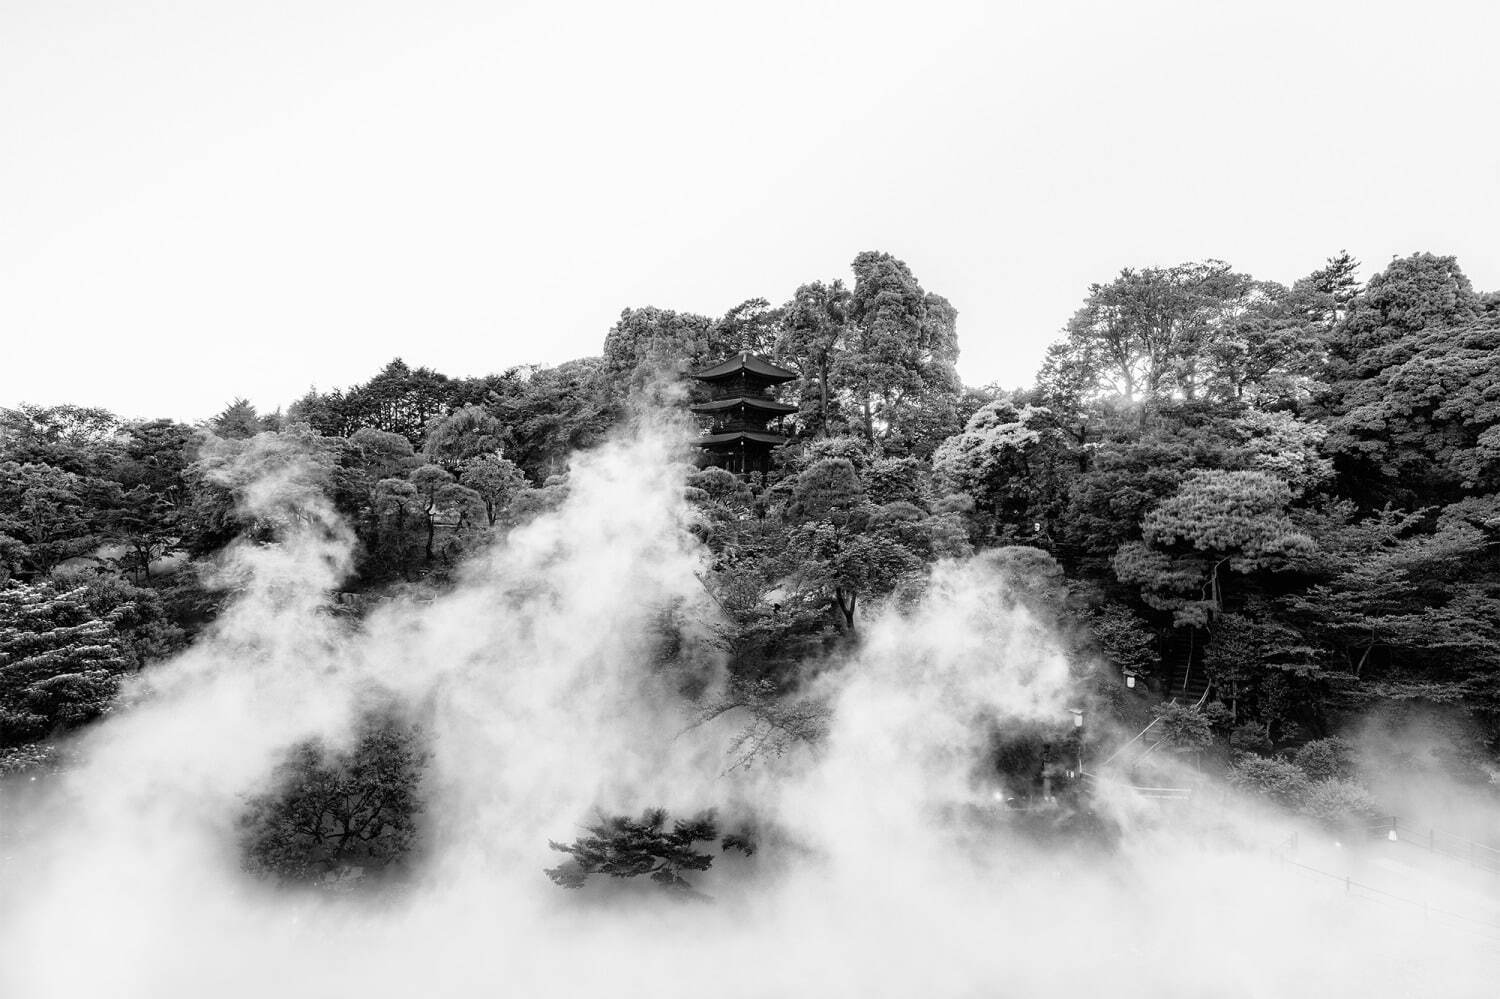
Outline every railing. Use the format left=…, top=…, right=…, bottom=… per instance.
left=1269, top=836, right=1500, bottom=947
left=1366, top=816, right=1500, bottom=875
left=1127, top=785, right=1192, bottom=800
left=1096, top=715, right=1164, bottom=769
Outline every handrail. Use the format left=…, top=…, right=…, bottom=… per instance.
left=1274, top=852, right=1500, bottom=940
left=1098, top=715, right=1164, bottom=769
left=1369, top=816, right=1500, bottom=855
left=1368, top=816, right=1500, bottom=873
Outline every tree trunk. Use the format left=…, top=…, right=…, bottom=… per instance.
left=818, top=356, right=830, bottom=438
left=835, top=588, right=857, bottom=629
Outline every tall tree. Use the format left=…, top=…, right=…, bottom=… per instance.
left=422, top=404, right=507, bottom=474
left=601, top=307, right=716, bottom=392
left=210, top=398, right=272, bottom=439
left=1326, top=252, right=1481, bottom=384
left=1046, top=261, right=1255, bottom=410
left=778, top=280, right=852, bottom=439
left=714, top=298, right=781, bottom=355
left=840, top=251, right=961, bottom=453
left=0, top=404, right=122, bottom=476
left=1113, top=469, right=1315, bottom=627
left=0, top=463, right=103, bottom=579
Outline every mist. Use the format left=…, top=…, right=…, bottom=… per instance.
left=2, top=416, right=1497, bottom=998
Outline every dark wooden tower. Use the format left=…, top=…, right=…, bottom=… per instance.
left=689, top=351, right=797, bottom=476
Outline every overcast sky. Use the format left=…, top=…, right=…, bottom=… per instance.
left=2, top=0, right=1497, bottom=422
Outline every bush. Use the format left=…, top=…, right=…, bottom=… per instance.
left=686, top=466, right=743, bottom=503
left=1227, top=755, right=1310, bottom=807
left=1152, top=703, right=1214, bottom=752
left=1293, top=737, right=1354, bottom=782
left=1300, top=779, right=1378, bottom=829
left=1230, top=721, right=1273, bottom=754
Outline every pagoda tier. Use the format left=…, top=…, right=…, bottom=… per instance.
left=692, top=351, right=797, bottom=400
left=688, top=352, right=797, bottom=476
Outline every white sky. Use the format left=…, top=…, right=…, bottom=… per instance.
left=2, top=0, right=1497, bottom=422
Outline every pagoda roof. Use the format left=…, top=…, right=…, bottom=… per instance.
left=693, top=430, right=788, bottom=447
left=691, top=351, right=797, bottom=383
left=690, top=396, right=798, bottom=415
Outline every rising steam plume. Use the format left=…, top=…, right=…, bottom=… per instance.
left=1, top=415, right=1497, bottom=998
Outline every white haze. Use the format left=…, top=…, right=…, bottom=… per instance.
left=2, top=415, right=1498, bottom=998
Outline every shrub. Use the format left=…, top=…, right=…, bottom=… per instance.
left=1228, top=755, right=1310, bottom=807
left=1300, top=779, right=1378, bottom=829
left=1230, top=721, right=1273, bottom=754
left=1152, top=703, right=1214, bottom=752
left=1293, top=738, right=1354, bottom=782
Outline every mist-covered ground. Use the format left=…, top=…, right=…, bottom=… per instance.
left=2, top=419, right=1497, bottom=998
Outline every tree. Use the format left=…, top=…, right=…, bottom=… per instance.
left=422, top=404, right=507, bottom=474
left=1302, top=250, right=1361, bottom=329
left=239, top=712, right=427, bottom=886
left=1330, top=252, right=1481, bottom=381
left=0, top=462, right=103, bottom=579
left=778, top=455, right=956, bottom=629
left=310, top=359, right=455, bottom=444
left=841, top=251, right=961, bottom=452
left=494, top=359, right=613, bottom=481
left=0, top=404, right=122, bottom=476
left=1198, top=280, right=1328, bottom=405
left=601, top=307, right=716, bottom=392
left=1203, top=608, right=1322, bottom=733
left=103, top=485, right=179, bottom=581
left=1280, top=500, right=1500, bottom=705
left=115, top=418, right=195, bottom=504
left=1083, top=600, right=1157, bottom=681
left=58, top=570, right=188, bottom=671
left=1061, top=419, right=1237, bottom=556
left=778, top=280, right=851, bottom=438
left=545, top=808, right=751, bottom=895
left=178, top=427, right=341, bottom=555
left=1114, top=470, right=1314, bottom=626
left=1329, top=316, right=1500, bottom=500
left=932, top=401, right=1071, bottom=541
left=0, top=581, right=132, bottom=746
left=459, top=455, right=527, bottom=526
left=714, top=298, right=780, bottom=355
left=788, top=457, right=865, bottom=526
left=406, top=465, right=484, bottom=563
left=209, top=398, right=273, bottom=439
left=1228, top=409, right=1334, bottom=497
left=1047, top=261, right=1255, bottom=409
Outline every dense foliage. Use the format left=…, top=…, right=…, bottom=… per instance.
left=4, top=248, right=1498, bottom=880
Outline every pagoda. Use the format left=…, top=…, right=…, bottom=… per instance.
left=689, top=351, right=798, bottom=476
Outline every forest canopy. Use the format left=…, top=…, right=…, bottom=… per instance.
left=4, top=248, right=1499, bottom=878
